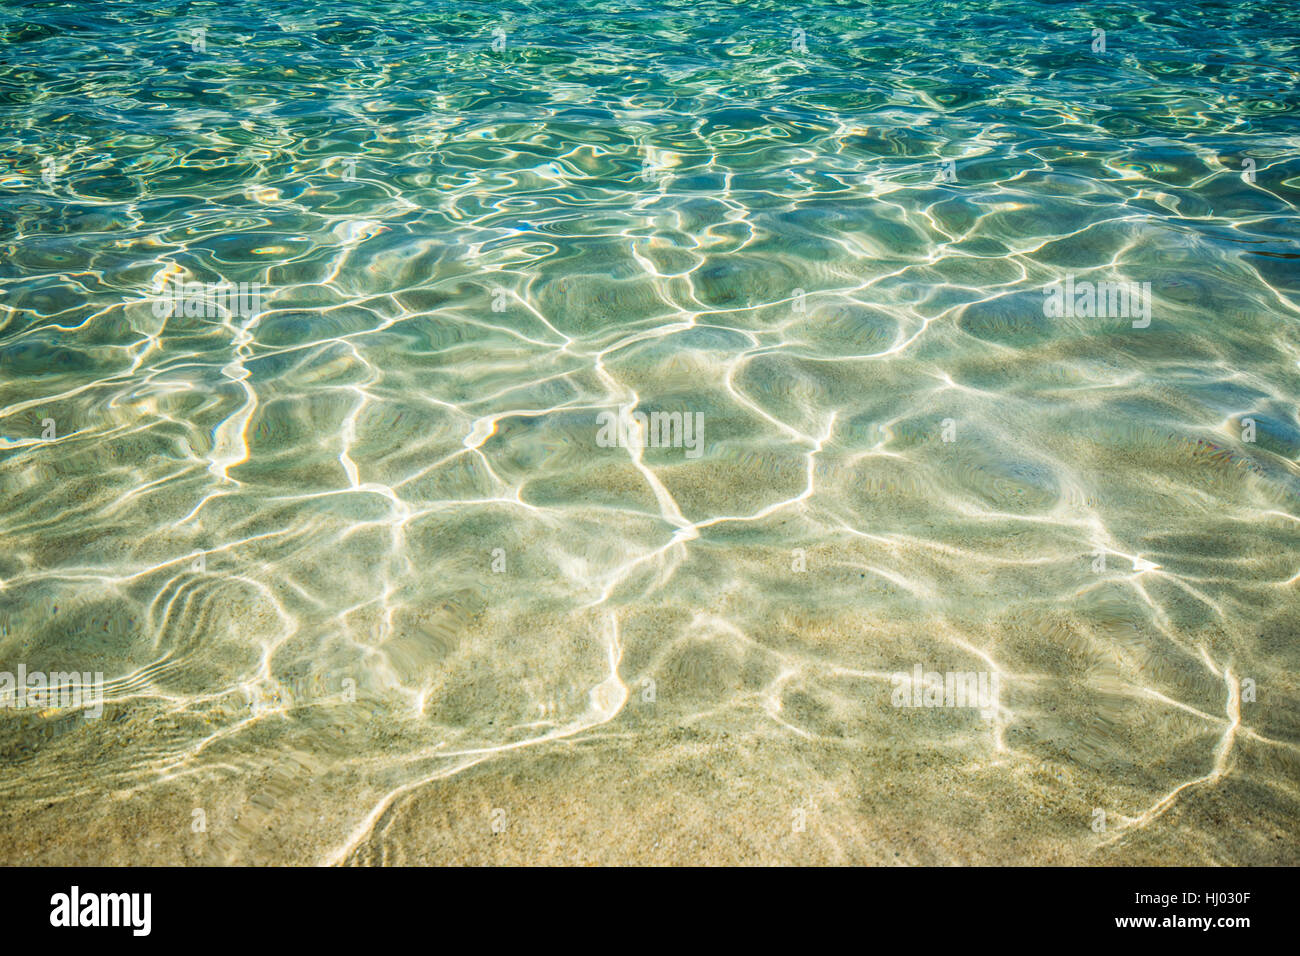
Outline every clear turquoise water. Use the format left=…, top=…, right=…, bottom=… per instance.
left=1, top=0, right=1298, bottom=864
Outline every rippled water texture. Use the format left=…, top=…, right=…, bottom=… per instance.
left=1, top=0, right=1298, bottom=864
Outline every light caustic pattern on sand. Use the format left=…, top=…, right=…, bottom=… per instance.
left=0, top=0, right=1298, bottom=864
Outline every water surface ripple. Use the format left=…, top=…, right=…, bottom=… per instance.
left=1, top=0, right=1298, bottom=864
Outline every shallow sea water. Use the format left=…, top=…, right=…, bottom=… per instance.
left=1, top=0, right=1298, bottom=864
